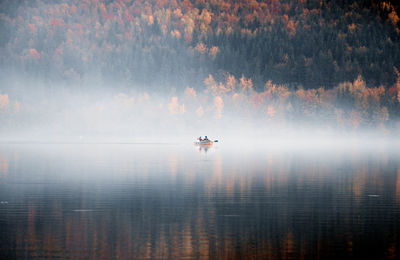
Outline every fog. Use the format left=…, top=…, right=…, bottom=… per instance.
left=0, top=75, right=399, bottom=146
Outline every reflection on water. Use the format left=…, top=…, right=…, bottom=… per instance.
left=0, top=143, right=400, bottom=259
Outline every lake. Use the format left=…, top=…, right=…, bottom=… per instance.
left=0, top=141, right=399, bottom=259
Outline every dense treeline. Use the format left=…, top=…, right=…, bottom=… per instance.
left=0, top=0, right=399, bottom=91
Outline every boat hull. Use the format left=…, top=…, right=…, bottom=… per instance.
left=194, top=141, right=213, bottom=146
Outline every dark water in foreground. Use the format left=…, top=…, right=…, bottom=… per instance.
left=0, top=142, right=400, bottom=259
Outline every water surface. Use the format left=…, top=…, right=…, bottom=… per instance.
left=0, top=142, right=400, bottom=259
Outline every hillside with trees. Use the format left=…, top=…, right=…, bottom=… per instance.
left=0, top=0, right=400, bottom=132
left=0, top=0, right=399, bottom=90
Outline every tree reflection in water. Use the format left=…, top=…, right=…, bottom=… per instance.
left=0, top=143, right=399, bottom=259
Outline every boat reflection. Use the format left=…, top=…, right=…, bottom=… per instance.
left=197, top=145, right=211, bottom=153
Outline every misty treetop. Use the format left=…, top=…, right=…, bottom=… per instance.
left=1, top=73, right=399, bottom=134
left=0, top=0, right=399, bottom=90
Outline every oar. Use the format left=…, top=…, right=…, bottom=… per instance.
left=213, top=140, right=218, bottom=142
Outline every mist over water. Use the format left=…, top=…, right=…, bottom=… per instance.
left=1, top=78, right=399, bottom=143
left=1, top=142, right=400, bottom=259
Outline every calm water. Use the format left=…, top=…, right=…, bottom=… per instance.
left=0, top=142, right=400, bottom=259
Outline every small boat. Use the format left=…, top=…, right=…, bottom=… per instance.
left=194, top=139, right=214, bottom=146
left=194, top=136, right=218, bottom=146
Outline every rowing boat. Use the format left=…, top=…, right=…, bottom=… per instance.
left=194, top=140, right=213, bottom=146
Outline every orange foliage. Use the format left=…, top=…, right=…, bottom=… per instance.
left=200, top=9, right=212, bottom=25
left=267, top=105, right=276, bottom=117
left=251, top=93, right=264, bottom=107
left=348, top=23, right=356, bottom=33
left=286, top=20, right=296, bottom=36
left=388, top=9, right=399, bottom=25
left=50, top=18, right=65, bottom=28
left=388, top=86, right=397, bottom=98
left=171, top=29, right=181, bottom=39
left=218, top=82, right=230, bottom=94
left=226, top=74, right=236, bottom=91
left=28, top=24, right=37, bottom=33
left=213, top=96, right=224, bottom=119
left=0, top=94, right=9, bottom=110
left=296, top=88, right=306, bottom=100
left=29, top=48, right=40, bottom=59
left=100, top=3, right=107, bottom=14
left=184, top=87, right=196, bottom=98
left=168, top=97, right=185, bottom=115
left=70, top=5, right=77, bottom=14
left=239, top=76, right=253, bottom=92
left=124, top=10, right=134, bottom=21
left=14, top=101, right=21, bottom=112
left=0, top=0, right=397, bottom=130
left=195, top=42, right=207, bottom=54
left=350, top=110, right=362, bottom=129
left=196, top=106, right=204, bottom=117
left=374, top=106, right=389, bottom=123
left=209, top=46, right=219, bottom=59
left=204, top=74, right=217, bottom=93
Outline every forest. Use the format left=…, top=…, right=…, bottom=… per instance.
left=0, top=0, right=400, bottom=132
left=1, top=0, right=399, bottom=88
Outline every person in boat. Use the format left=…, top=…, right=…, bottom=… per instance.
left=198, top=136, right=202, bottom=141
left=204, top=136, right=209, bottom=141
